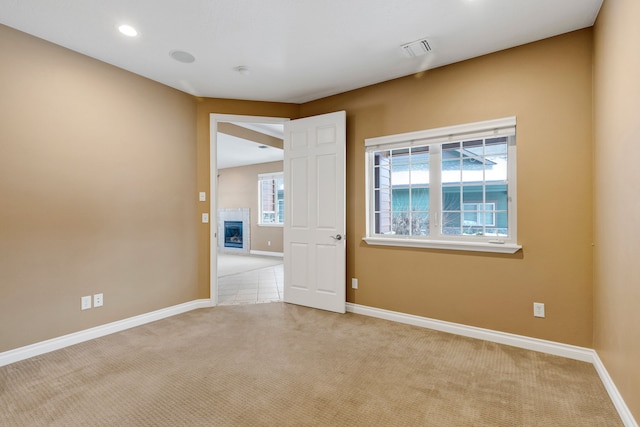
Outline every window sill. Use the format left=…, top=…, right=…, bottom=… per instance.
left=258, top=223, right=284, bottom=228
left=362, top=236, right=522, bottom=254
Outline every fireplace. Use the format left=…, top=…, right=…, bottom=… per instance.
left=218, top=208, right=250, bottom=253
left=224, top=221, right=243, bottom=248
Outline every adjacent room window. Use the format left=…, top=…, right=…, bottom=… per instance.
left=364, top=117, right=520, bottom=253
left=258, top=172, right=284, bottom=225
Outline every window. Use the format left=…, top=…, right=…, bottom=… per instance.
left=364, top=117, right=520, bottom=253
left=258, top=173, right=284, bottom=225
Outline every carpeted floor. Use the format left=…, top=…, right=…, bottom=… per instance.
left=0, top=303, right=622, bottom=426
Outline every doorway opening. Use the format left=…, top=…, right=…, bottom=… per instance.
left=210, top=114, right=288, bottom=306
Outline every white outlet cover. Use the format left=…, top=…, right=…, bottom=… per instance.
left=202, top=213, right=209, bottom=223
left=94, top=293, right=104, bottom=307
left=199, top=192, right=206, bottom=202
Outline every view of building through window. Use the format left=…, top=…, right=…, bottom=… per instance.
left=259, top=173, right=284, bottom=225
left=367, top=117, right=516, bottom=246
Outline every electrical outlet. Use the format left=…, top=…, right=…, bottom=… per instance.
left=199, top=192, right=206, bottom=202
left=81, top=296, right=92, bottom=310
left=94, top=293, right=104, bottom=308
left=268, top=241, right=271, bottom=246
left=352, top=278, right=358, bottom=289
left=533, top=302, right=545, bottom=318
left=202, top=213, right=209, bottom=223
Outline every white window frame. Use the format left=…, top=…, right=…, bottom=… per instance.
left=363, top=117, right=521, bottom=254
left=258, top=172, right=284, bottom=226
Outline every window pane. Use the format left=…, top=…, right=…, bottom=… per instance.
left=392, top=212, right=411, bottom=235
left=411, top=146, right=430, bottom=162
left=375, top=188, right=391, bottom=212
left=462, top=203, right=479, bottom=225
left=462, top=185, right=483, bottom=204
left=442, top=142, right=461, bottom=158
left=462, top=157, right=485, bottom=182
left=442, top=160, right=461, bottom=183
left=412, top=212, right=429, bottom=236
left=259, top=174, right=284, bottom=224
left=375, top=166, right=391, bottom=189
left=410, top=187, right=429, bottom=211
left=391, top=188, right=410, bottom=211
left=375, top=150, right=391, bottom=166
left=495, top=211, right=508, bottom=236
left=262, top=212, right=275, bottom=223
left=442, top=212, right=461, bottom=235
left=391, top=148, right=410, bottom=165
left=462, top=139, right=483, bottom=155
left=391, top=163, right=410, bottom=186
left=442, top=188, right=461, bottom=211
left=375, top=212, right=392, bottom=234
left=486, top=184, right=508, bottom=211
left=485, top=152, right=508, bottom=181
left=485, top=137, right=508, bottom=154
left=410, top=162, right=429, bottom=185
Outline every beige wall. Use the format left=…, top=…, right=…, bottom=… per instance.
left=218, top=161, right=284, bottom=253
left=0, top=25, right=198, bottom=352
left=593, top=0, right=640, bottom=419
left=300, top=29, right=594, bottom=347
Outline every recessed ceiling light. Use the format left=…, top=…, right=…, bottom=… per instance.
left=118, top=24, right=138, bottom=37
left=170, top=50, right=196, bottom=63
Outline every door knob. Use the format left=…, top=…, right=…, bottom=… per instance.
left=330, top=234, right=343, bottom=241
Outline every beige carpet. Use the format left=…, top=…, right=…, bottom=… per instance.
left=0, top=303, right=622, bottom=426
left=217, top=253, right=283, bottom=277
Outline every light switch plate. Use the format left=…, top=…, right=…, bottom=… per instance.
left=81, top=296, right=92, bottom=310
left=202, top=213, right=209, bottom=223
left=533, top=302, right=545, bottom=318
left=199, top=192, right=206, bottom=202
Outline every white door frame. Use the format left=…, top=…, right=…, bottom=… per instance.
left=209, top=114, right=289, bottom=305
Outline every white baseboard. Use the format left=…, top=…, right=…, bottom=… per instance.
left=249, top=250, right=283, bottom=257
left=592, top=352, right=639, bottom=427
left=346, top=302, right=637, bottom=427
left=346, top=303, right=593, bottom=361
left=0, top=299, right=212, bottom=367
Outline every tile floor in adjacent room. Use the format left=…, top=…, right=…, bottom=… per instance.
left=218, top=263, right=284, bottom=305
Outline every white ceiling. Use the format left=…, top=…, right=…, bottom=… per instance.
left=217, top=124, right=283, bottom=169
left=0, top=0, right=602, bottom=104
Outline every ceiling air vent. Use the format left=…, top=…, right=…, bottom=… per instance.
left=401, top=38, right=432, bottom=58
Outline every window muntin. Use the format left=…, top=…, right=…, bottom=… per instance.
left=258, top=173, right=284, bottom=225
left=365, top=117, right=517, bottom=250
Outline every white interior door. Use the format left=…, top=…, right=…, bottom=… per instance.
left=283, top=111, right=346, bottom=313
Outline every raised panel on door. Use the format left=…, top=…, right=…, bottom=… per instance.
left=316, top=154, right=337, bottom=230
left=290, top=243, right=309, bottom=291
left=290, top=157, right=309, bottom=229
left=315, top=244, right=338, bottom=294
